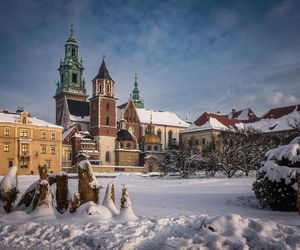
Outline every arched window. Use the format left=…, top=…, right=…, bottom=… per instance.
left=22, top=117, right=26, bottom=124
left=154, top=145, right=158, bottom=151
left=105, top=151, right=110, bottom=162
left=106, top=117, right=109, bottom=125
left=106, top=102, right=110, bottom=110
left=99, top=84, right=103, bottom=93
left=106, top=84, right=111, bottom=93
left=126, top=143, right=132, bottom=149
left=168, top=130, right=173, bottom=147
left=72, top=48, right=75, bottom=57
left=157, top=129, right=161, bottom=139
left=147, top=145, right=152, bottom=151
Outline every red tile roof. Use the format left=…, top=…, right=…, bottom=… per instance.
left=262, top=105, right=300, bottom=119
left=194, top=112, right=237, bottom=128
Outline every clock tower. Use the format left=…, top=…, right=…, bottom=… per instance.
left=54, top=25, right=88, bottom=127
left=90, top=58, right=117, bottom=165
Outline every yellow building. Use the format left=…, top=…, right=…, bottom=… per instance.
left=0, top=110, right=63, bottom=175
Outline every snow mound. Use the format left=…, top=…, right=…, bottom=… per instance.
left=102, top=183, right=119, bottom=216
left=0, top=166, right=18, bottom=194
left=0, top=214, right=299, bottom=249
left=76, top=202, right=112, bottom=219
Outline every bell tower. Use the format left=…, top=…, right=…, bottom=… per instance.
left=90, top=57, right=117, bottom=165
left=54, top=25, right=87, bottom=125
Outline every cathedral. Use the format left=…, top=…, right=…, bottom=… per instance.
left=56, top=27, right=189, bottom=172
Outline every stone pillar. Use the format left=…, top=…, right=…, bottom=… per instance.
left=56, top=172, right=69, bottom=214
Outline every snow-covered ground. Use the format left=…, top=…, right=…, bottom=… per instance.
left=0, top=174, right=299, bottom=249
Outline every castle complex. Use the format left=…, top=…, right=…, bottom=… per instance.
left=55, top=27, right=189, bottom=171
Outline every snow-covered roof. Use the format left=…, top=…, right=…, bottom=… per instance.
left=240, top=107, right=300, bottom=133
left=0, top=112, right=62, bottom=129
left=182, top=104, right=300, bottom=134
left=227, top=108, right=257, bottom=121
left=136, top=109, right=189, bottom=128
left=69, top=115, right=90, bottom=123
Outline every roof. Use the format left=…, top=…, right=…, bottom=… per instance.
left=67, top=99, right=89, bottom=118
left=182, top=104, right=300, bottom=134
left=195, top=112, right=237, bottom=128
left=141, top=134, right=161, bottom=145
left=227, top=108, right=258, bottom=121
left=240, top=106, right=300, bottom=133
left=93, top=59, right=113, bottom=81
left=116, top=129, right=134, bottom=141
left=262, top=105, right=300, bottom=119
left=0, top=111, right=62, bottom=129
left=136, top=108, right=189, bottom=128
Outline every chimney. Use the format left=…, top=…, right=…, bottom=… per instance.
left=232, top=108, right=236, bottom=114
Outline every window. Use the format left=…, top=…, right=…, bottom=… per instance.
left=72, top=48, right=75, bottom=57
left=99, top=84, right=103, bottom=93
left=50, top=146, right=56, bottom=155
left=106, top=102, right=110, bottom=110
left=8, top=161, right=13, bottom=168
left=22, top=117, right=26, bottom=124
left=51, top=132, right=56, bottom=140
left=154, top=145, right=158, bottom=151
left=106, top=117, right=109, bottom=126
left=72, top=73, right=77, bottom=83
left=106, top=84, right=111, bottom=93
left=202, top=138, right=206, bottom=145
left=20, top=157, right=29, bottom=168
left=105, top=151, right=110, bottom=162
left=41, top=145, right=46, bottom=154
left=46, top=160, right=51, bottom=168
left=41, top=131, right=47, bottom=139
left=147, top=145, right=152, bottom=151
left=157, top=130, right=161, bottom=139
left=21, top=144, right=29, bottom=154
left=20, top=129, right=28, bottom=138
left=3, top=143, right=9, bottom=152
left=195, top=139, right=199, bottom=145
left=168, top=130, right=173, bottom=146
left=126, top=143, right=132, bottom=149
left=61, top=74, right=64, bottom=83
left=4, top=127, right=10, bottom=136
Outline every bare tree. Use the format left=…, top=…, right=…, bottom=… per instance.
left=159, top=146, right=201, bottom=178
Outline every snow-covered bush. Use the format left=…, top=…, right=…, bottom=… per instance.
left=253, top=136, right=300, bottom=211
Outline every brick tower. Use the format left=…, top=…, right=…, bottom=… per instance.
left=90, top=58, right=117, bottom=165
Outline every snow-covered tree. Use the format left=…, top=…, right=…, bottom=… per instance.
left=253, top=136, right=300, bottom=211
left=118, top=184, right=138, bottom=221
left=159, top=146, right=201, bottom=178
left=0, top=166, right=19, bottom=212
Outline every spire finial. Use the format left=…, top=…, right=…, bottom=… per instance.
left=103, top=54, right=106, bottom=60
left=135, top=72, right=137, bottom=82
left=70, top=24, right=74, bottom=36
left=150, top=112, right=153, bottom=124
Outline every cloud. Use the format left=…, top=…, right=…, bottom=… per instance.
left=266, top=91, right=298, bottom=106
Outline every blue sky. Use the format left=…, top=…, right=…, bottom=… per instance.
left=0, top=0, right=299, bottom=123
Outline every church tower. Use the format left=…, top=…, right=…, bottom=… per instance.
left=90, top=58, right=117, bottom=165
left=131, top=73, right=144, bottom=108
left=54, top=25, right=87, bottom=126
